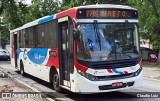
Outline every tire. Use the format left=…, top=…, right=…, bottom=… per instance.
left=20, top=61, right=25, bottom=76
left=52, top=72, right=62, bottom=92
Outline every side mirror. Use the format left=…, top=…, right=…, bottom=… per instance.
left=73, top=28, right=80, bottom=39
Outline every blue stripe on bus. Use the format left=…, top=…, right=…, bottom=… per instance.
left=17, top=49, right=23, bottom=59
left=38, top=15, right=54, bottom=24
left=27, top=48, right=48, bottom=64
left=112, top=69, right=124, bottom=75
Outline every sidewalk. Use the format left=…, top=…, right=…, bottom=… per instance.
left=142, top=61, right=160, bottom=80
left=0, top=69, right=48, bottom=101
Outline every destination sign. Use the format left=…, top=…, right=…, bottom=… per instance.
left=77, top=8, right=138, bottom=19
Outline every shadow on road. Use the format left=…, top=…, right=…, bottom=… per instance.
left=15, top=71, right=138, bottom=100
left=15, top=71, right=53, bottom=88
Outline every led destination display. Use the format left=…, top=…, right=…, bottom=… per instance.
left=77, top=8, right=138, bottom=19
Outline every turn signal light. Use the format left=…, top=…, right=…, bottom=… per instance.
left=139, top=58, right=142, bottom=68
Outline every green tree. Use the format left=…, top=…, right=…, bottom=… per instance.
left=129, top=0, right=160, bottom=62
left=0, top=23, right=9, bottom=46
left=0, top=0, right=60, bottom=46
left=0, top=0, right=22, bottom=46
left=29, top=0, right=60, bottom=19
left=17, top=2, right=31, bottom=25
left=1, top=0, right=22, bottom=30
left=61, top=0, right=128, bottom=10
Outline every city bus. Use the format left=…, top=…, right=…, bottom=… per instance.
left=10, top=4, right=142, bottom=93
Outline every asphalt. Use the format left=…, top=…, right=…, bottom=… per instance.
left=142, top=61, right=160, bottom=80
left=0, top=61, right=160, bottom=101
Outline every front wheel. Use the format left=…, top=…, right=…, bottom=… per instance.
left=53, top=72, right=62, bottom=92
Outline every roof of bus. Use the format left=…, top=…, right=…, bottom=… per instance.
left=10, top=4, right=136, bottom=33
left=10, top=15, right=55, bottom=33
left=78, top=4, right=137, bottom=10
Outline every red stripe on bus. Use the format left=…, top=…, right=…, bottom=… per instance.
left=73, top=41, right=88, bottom=72
left=45, top=48, right=59, bottom=68
left=12, top=48, right=14, bottom=58
left=56, top=8, right=78, bottom=19
left=123, top=71, right=128, bottom=74
left=107, top=69, right=113, bottom=73
left=75, top=61, right=88, bottom=72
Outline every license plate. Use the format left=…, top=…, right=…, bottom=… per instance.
left=112, top=82, right=123, bottom=88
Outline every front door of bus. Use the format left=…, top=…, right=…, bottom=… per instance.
left=58, top=16, right=74, bottom=87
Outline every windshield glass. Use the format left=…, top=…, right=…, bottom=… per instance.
left=76, top=23, right=140, bottom=61
left=0, top=52, right=2, bottom=55
left=0, top=50, right=9, bottom=56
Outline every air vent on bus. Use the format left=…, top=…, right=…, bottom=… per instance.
left=91, top=60, right=138, bottom=69
left=96, top=73, right=134, bottom=81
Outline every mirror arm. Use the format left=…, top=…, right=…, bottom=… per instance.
left=73, top=28, right=79, bottom=39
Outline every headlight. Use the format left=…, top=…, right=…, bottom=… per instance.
left=134, top=67, right=142, bottom=76
left=77, top=70, right=97, bottom=81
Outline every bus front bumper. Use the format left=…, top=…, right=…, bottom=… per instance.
left=74, top=71, right=143, bottom=93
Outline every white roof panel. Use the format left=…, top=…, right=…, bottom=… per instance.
left=10, top=15, right=55, bottom=33
left=78, top=4, right=137, bottom=10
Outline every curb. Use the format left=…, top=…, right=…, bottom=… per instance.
left=0, top=67, right=55, bottom=101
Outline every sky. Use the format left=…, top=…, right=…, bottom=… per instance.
left=15, top=0, right=32, bottom=4
left=26, top=0, right=32, bottom=4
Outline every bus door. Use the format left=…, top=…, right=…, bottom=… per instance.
left=58, top=16, right=74, bottom=88
left=14, top=33, right=18, bottom=68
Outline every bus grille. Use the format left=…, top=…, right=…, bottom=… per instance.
left=91, top=60, right=138, bottom=69
left=96, top=73, right=134, bottom=81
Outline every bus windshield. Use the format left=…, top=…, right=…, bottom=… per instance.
left=76, top=23, right=140, bottom=62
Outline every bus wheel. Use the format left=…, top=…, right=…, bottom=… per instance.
left=53, top=73, right=62, bottom=92
left=20, top=61, right=25, bottom=76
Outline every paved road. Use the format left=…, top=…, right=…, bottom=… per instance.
left=0, top=61, right=160, bottom=101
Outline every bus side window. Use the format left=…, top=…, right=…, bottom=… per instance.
left=28, top=27, right=35, bottom=47
left=37, top=25, right=44, bottom=47
left=34, top=20, right=58, bottom=48
left=19, top=31, right=21, bottom=48
left=44, top=20, right=58, bottom=48
left=24, top=29, right=29, bottom=47
left=22, top=29, right=26, bottom=48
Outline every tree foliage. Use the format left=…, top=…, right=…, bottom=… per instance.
left=0, top=0, right=21, bottom=45
left=0, top=0, right=160, bottom=51
left=61, top=0, right=128, bottom=10
left=2, top=0, right=22, bottom=29
left=0, top=24, right=9, bottom=45
left=128, top=0, right=160, bottom=49
left=29, top=0, right=60, bottom=19
left=0, top=0, right=60, bottom=45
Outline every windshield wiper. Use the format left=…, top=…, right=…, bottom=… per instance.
left=125, top=54, right=133, bottom=58
left=93, top=20, right=101, bottom=51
